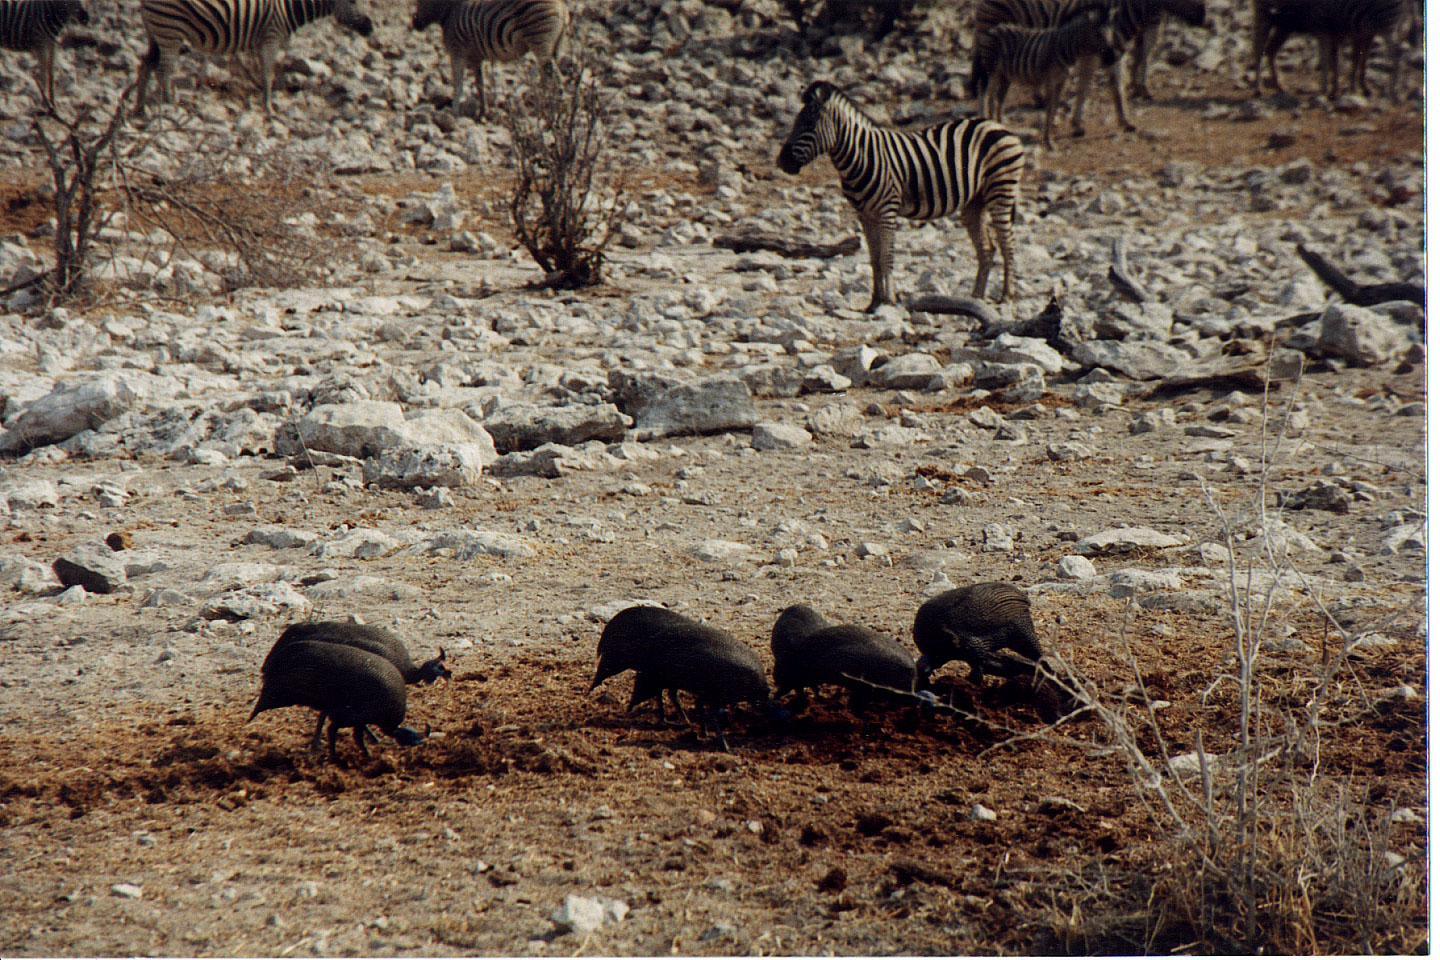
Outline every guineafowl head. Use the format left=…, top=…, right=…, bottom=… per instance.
left=416, top=648, right=452, bottom=684
left=392, top=725, right=429, bottom=746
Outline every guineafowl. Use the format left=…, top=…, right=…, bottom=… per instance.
left=771, top=604, right=923, bottom=710
left=248, top=641, right=427, bottom=762
left=594, top=604, right=785, bottom=750
left=912, top=582, right=1043, bottom=684
left=264, top=621, right=450, bottom=748
left=591, top=605, right=703, bottom=724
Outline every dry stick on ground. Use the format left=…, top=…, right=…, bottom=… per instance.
left=711, top=232, right=860, bottom=258
left=1107, top=235, right=1151, bottom=303
left=905, top=294, right=1003, bottom=329
left=1296, top=243, right=1425, bottom=307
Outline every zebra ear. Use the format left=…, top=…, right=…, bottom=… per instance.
left=801, top=81, right=833, bottom=104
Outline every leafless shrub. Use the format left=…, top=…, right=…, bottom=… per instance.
left=1, top=86, right=133, bottom=305
left=500, top=55, right=624, bottom=290
left=111, top=111, right=349, bottom=293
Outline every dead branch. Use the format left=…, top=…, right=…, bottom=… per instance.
left=712, top=232, right=861, bottom=259
left=1296, top=243, right=1424, bottom=308
left=1107, top=235, right=1151, bottom=303
left=906, top=294, right=1003, bottom=329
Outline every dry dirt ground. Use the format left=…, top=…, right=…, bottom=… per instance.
left=0, top=61, right=1429, bottom=959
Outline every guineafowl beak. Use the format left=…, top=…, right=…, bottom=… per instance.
left=915, top=655, right=934, bottom=681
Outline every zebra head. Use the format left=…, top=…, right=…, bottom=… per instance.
left=334, top=0, right=374, bottom=37
left=1164, top=0, right=1206, bottom=27
left=411, top=0, right=455, bottom=30
left=777, top=81, right=840, bottom=176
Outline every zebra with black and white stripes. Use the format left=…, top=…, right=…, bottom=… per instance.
left=411, top=0, right=569, bottom=119
left=972, top=0, right=1206, bottom=136
left=1, top=0, right=88, bottom=106
left=1252, top=0, right=1404, bottom=100
left=776, top=81, right=1026, bottom=309
left=133, top=0, right=374, bottom=115
left=969, top=7, right=1119, bottom=149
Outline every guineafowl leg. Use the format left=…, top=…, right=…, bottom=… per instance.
left=353, top=725, right=371, bottom=757
left=326, top=719, right=341, bottom=763
left=702, top=706, right=732, bottom=753
left=309, top=712, right=326, bottom=751
left=667, top=689, right=691, bottom=724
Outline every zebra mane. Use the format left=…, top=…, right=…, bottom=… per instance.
left=811, top=82, right=885, bottom=130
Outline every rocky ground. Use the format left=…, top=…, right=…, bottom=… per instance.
left=0, top=0, right=1429, bottom=954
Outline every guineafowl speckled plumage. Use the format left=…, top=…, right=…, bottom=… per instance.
left=267, top=621, right=451, bottom=684
left=592, top=605, right=706, bottom=723
left=264, top=621, right=450, bottom=749
left=594, top=604, right=784, bottom=750
left=771, top=604, right=921, bottom=709
left=912, top=582, right=1043, bottom=683
left=248, top=641, right=427, bottom=761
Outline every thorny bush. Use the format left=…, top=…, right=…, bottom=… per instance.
left=501, top=56, right=623, bottom=289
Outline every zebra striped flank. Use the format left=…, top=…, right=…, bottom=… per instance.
left=134, top=0, right=372, bottom=114
left=776, top=81, right=1025, bottom=309
left=412, top=0, right=569, bottom=119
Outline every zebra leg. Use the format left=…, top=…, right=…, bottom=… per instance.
left=475, top=62, right=488, bottom=120
left=259, top=41, right=278, bottom=114
left=961, top=202, right=995, bottom=300
left=1107, top=57, right=1135, bottom=132
left=38, top=41, right=55, bottom=108
left=450, top=53, right=471, bottom=117
left=989, top=193, right=1018, bottom=303
left=859, top=213, right=897, bottom=311
left=1071, top=56, right=1096, bottom=136
left=986, top=76, right=1010, bottom=122
left=134, top=39, right=161, bottom=115
left=1131, top=22, right=1159, bottom=100
left=1040, top=73, right=1062, bottom=150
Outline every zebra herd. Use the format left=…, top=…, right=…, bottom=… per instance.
left=0, top=0, right=1420, bottom=314
left=0, top=0, right=569, bottom=115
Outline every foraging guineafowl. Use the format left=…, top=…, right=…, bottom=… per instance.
left=771, top=604, right=923, bottom=710
left=912, top=582, right=1043, bottom=684
left=593, top=604, right=785, bottom=750
left=264, top=621, right=450, bottom=748
left=592, top=604, right=704, bottom=723
left=266, top=621, right=451, bottom=683
left=248, top=641, right=428, bottom=762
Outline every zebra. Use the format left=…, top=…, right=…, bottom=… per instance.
left=411, top=0, right=569, bottom=119
left=133, top=0, right=374, bottom=115
left=1251, top=0, right=1404, bottom=100
left=971, top=0, right=1206, bottom=135
left=969, top=7, right=1120, bottom=149
left=0, top=0, right=89, bottom=106
left=776, top=81, right=1026, bottom=309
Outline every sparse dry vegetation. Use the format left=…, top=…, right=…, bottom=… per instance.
left=501, top=56, right=624, bottom=289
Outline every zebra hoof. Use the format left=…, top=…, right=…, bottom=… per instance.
left=1071, top=126, right=1086, bottom=139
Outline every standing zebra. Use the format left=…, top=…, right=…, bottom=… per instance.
left=1, top=0, right=89, bottom=106
left=1251, top=0, right=1403, bottom=99
left=776, top=81, right=1026, bottom=309
left=411, top=0, right=569, bottom=119
left=133, top=0, right=374, bottom=115
left=972, top=0, right=1206, bottom=136
left=969, top=7, right=1119, bottom=149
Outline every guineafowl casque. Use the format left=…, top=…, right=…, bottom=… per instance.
left=264, top=621, right=450, bottom=748
left=912, top=582, right=1043, bottom=684
left=771, top=604, right=924, bottom=711
left=593, top=604, right=785, bottom=750
left=248, top=641, right=428, bottom=762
